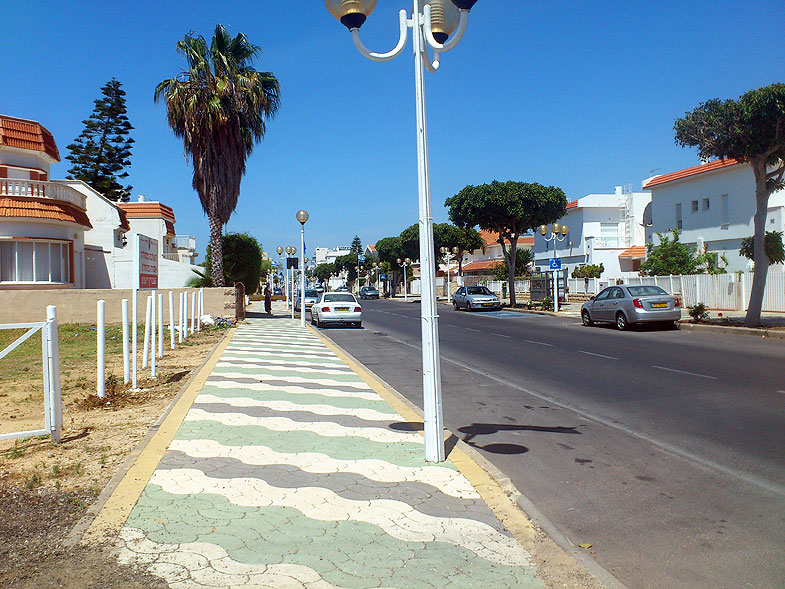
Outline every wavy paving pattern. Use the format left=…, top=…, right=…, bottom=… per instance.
left=118, top=318, right=543, bottom=587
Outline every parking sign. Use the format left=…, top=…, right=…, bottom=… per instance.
left=549, top=258, right=562, bottom=270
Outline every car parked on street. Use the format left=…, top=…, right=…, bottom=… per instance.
left=335, top=285, right=350, bottom=292
left=359, top=286, right=379, bottom=299
left=452, top=286, right=502, bottom=311
left=294, top=289, right=320, bottom=312
left=311, top=292, right=362, bottom=328
left=581, top=285, right=681, bottom=330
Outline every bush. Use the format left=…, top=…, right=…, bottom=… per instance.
left=541, top=296, right=553, bottom=311
left=688, top=302, right=709, bottom=323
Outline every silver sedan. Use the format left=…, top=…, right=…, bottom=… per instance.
left=581, top=285, right=682, bottom=330
left=452, top=286, right=502, bottom=311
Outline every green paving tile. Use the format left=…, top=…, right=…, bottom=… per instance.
left=211, top=366, right=366, bottom=383
left=173, top=421, right=459, bottom=470
left=128, top=486, right=542, bottom=588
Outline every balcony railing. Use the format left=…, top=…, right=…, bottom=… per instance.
left=173, top=235, right=196, bottom=251
left=0, top=179, right=86, bottom=210
left=593, top=236, right=622, bottom=248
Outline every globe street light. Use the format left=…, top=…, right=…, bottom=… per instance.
left=296, top=211, right=309, bottom=327
left=440, top=246, right=458, bottom=298
left=326, top=0, right=478, bottom=462
left=539, top=223, right=569, bottom=313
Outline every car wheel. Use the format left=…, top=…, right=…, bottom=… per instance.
left=355, top=321, right=362, bottom=328
left=311, top=314, right=317, bottom=326
left=467, top=302, right=473, bottom=312
left=453, top=301, right=459, bottom=310
left=615, top=312, right=628, bottom=331
left=581, top=310, right=593, bottom=326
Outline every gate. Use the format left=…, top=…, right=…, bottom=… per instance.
left=0, top=306, right=62, bottom=443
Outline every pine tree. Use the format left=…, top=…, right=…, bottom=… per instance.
left=66, top=78, right=134, bottom=202
left=350, top=235, right=363, bottom=254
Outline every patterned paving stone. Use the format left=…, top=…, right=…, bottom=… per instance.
left=116, top=317, right=544, bottom=588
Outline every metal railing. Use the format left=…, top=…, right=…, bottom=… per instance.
left=173, top=235, right=196, bottom=251
left=0, top=306, right=62, bottom=443
left=0, top=179, right=86, bottom=210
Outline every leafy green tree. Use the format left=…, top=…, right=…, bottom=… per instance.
left=398, top=224, right=421, bottom=262
left=66, top=78, right=134, bottom=202
left=446, top=180, right=567, bottom=306
left=571, top=263, right=604, bottom=279
left=350, top=235, right=363, bottom=254
left=203, top=233, right=263, bottom=292
left=432, top=224, right=484, bottom=276
left=491, top=249, right=533, bottom=280
left=740, top=231, right=785, bottom=265
left=313, top=262, right=335, bottom=284
left=674, top=83, right=785, bottom=326
left=639, top=229, right=702, bottom=276
left=155, top=24, right=281, bottom=286
left=334, top=253, right=360, bottom=284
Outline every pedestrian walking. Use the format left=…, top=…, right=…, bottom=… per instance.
left=264, top=284, right=272, bottom=314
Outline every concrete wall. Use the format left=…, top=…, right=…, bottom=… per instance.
left=0, top=287, right=237, bottom=323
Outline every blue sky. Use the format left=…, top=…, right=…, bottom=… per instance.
left=2, top=1, right=784, bottom=262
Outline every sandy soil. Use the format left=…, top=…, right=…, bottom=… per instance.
left=0, top=324, right=232, bottom=588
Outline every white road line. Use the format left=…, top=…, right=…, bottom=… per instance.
left=491, top=333, right=511, bottom=339
left=778, top=390, right=785, bottom=394
left=653, top=365, right=717, bottom=380
left=580, top=350, right=619, bottom=360
left=526, top=339, right=554, bottom=347
left=466, top=328, right=482, bottom=333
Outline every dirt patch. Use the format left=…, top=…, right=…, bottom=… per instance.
left=0, top=323, right=232, bottom=587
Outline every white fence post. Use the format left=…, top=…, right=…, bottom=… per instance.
left=169, top=291, right=175, bottom=350
left=46, top=305, right=62, bottom=443
left=143, top=295, right=151, bottom=369
left=97, top=300, right=105, bottom=398
left=197, top=288, right=203, bottom=332
left=122, top=299, right=129, bottom=384
left=151, top=290, right=157, bottom=377
left=179, top=292, right=184, bottom=343
left=183, top=291, right=189, bottom=339
left=191, top=291, right=196, bottom=335
left=132, top=289, right=138, bottom=389
left=157, top=293, right=164, bottom=359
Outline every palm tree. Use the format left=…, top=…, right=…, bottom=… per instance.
left=155, top=25, right=280, bottom=286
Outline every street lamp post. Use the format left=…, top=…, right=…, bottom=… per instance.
left=539, top=223, right=569, bottom=313
left=277, top=246, right=286, bottom=308
left=288, top=246, right=297, bottom=319
left=440, top=246, right=458, bottom=298
left=326, top=0, right=479, bottom=462
left=296, top=210, right=309, bottom=327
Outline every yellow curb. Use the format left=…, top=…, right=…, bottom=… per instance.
left=79, top=328, right=236, bottom=546
left=309, top=325, right=537, bottom=546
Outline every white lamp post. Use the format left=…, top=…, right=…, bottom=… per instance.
left=539, top=223, right=569, bottom=313
left=440, top=246, right=458, bottom=298
left=326, top=0, right=478, bottom=462
left=296, top=210, right=309, bottom=327
left=288, top=246, right=297, bottom=319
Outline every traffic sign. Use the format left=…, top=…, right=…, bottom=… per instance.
left=358, top=255, right=366, bottom=263
left=379, top=274, right=386, bottom=280
left=549, top=258, right=562, bottom=270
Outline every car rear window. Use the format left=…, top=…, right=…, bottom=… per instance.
left=305, top=290, right=319, bottom=297
left=626, top=286, right=668, bottom=296
left=467, top=286, right=492, bottom=295
left=324, top=294, right=357, bottom=303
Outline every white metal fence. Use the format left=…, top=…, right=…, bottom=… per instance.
left=0, top=306, right=62, bottom=443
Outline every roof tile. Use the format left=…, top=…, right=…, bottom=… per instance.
left=0, top=197, right=92, bottom=228
left=0, top=115, right=60, bottom=161
left=643, top=159, right=741, bottom=189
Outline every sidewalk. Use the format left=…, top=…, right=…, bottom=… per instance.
left=83, top=302, right=549, bottom=588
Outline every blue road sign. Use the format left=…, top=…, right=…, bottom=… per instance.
left=549, top=258, right=562, bottom=270
left=358, top=255, right=366, bottom=263
left=379, top=274, right=386, bottom=280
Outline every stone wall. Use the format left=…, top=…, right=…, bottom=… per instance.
left=0, top=287, right=236, bottom=324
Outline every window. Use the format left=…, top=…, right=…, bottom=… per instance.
left=702, top=198, right=710, bottom=211
left=721, top=194, right=729, bottom=228
left=691, top=200, right=699, bottom=212
left=595, top=288, right=611, bottom=301
left=675, top=204, right=683, bottom=230
left=0, top=240, right=70, bottom=284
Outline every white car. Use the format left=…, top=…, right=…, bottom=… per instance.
left=311, top=292, right=362, bottom=328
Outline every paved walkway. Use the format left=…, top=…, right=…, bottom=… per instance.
left=111, top=307, right=544, bottom=587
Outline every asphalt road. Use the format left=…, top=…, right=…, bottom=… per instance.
left=318, top=298, right=785, bottom=589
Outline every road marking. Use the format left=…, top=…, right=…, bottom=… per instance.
left=491, top=333, right=511, bottom=339
left=466, top=328, right=482, bottom=333
left=525, top=339, right=554, bottom=347
left=580, top=350, right=619, bottom=360
left=374, top=333, right=785, bottom=498
left=778, top=390, right=785, bottom=394
left=653, top=366, right=717, bottom=380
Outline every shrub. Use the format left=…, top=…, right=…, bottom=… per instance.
left=541, top=296, right=553, bottom=311
left=688, top=302, right=709, bottom=323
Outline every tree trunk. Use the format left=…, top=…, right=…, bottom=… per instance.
left=744, top=159, right=770, bottom=327
left=209, top=213, right=225, bottom=287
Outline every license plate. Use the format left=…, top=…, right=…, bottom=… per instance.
left=336, top=307, right=350, bottom=311
left=651, top=303, right=667, bottom=308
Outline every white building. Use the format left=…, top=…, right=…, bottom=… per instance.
left=0, top=115, right=90, bottom=289
left=642, top=159, right=785, bottom=272
left=532, top=185, right=651, bottom=279
left=315, top=245, right=351, bottom=265
left=460, top=230, right=535, bottom=276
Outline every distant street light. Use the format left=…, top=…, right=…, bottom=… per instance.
left=325, top=0, right=479, bottom=462
left=287, top=245, right=297, bottom=319
left=539, top=223, right=569, bottom=313
left=296, top=210, right=309, bottom=326
left=440, top=246, right=458, bottom=298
